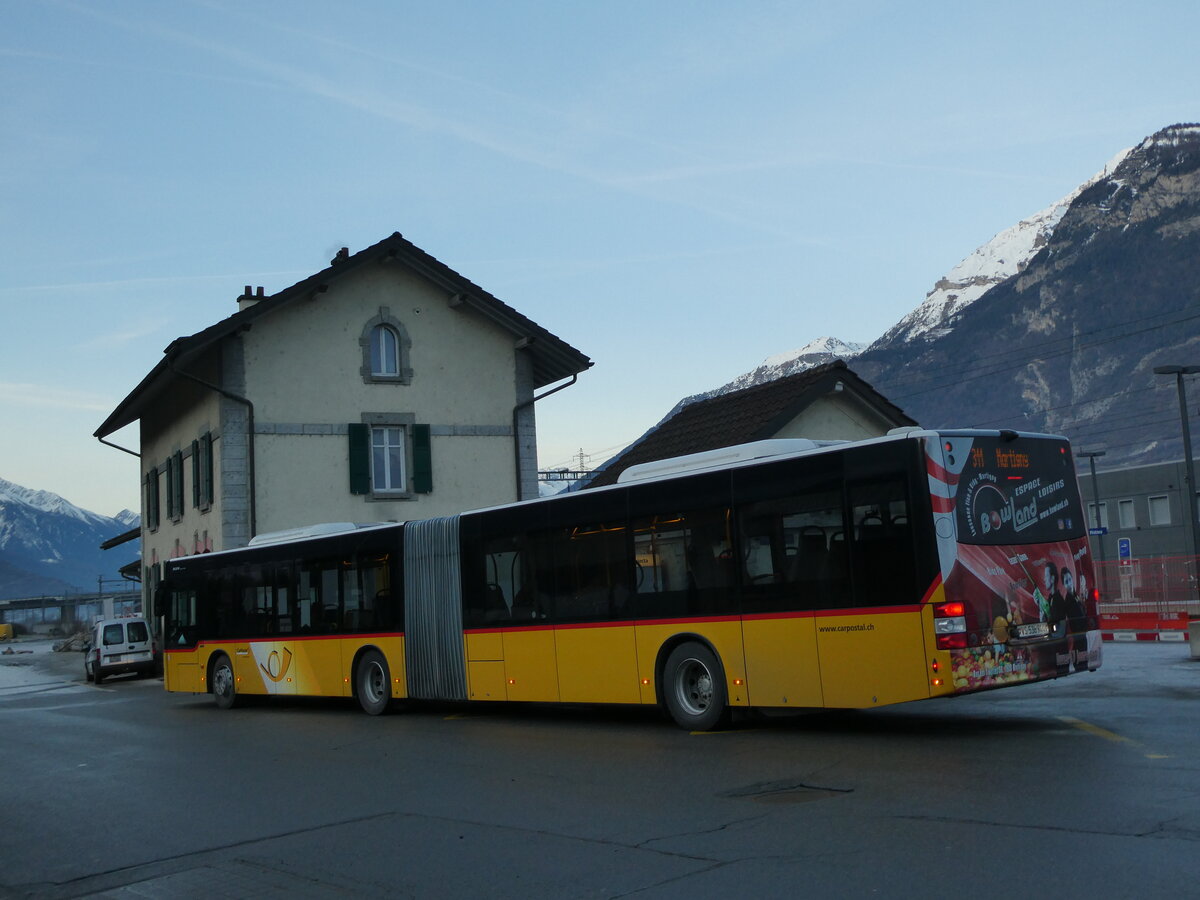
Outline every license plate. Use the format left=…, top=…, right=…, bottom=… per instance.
left=1015, top=622, right=1050, bottom=639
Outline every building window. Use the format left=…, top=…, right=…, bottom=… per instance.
left=1117, top=498, right=1136, bottom=529
left=348, top=415, right=432, bottom=498
left=359, top=308, right=412, bottom=384
left=370, top=325, right=400, bottom=376
left=372, top=426, right=407, bottom=492
left=1086, top=501, right=1108, bottom=530
left=1148, top=495, right=1171, bottom=526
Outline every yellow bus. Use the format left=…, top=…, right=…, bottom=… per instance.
left=158, top=430, right=1101, bottom=728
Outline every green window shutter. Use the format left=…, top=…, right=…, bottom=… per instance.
left=348, top=423, right=371, bottom=494
left=201, top=433, right=214, bottom=506
left=412, top=424, right=433, bottom=494
left=191, top=440, right=200, bottom=508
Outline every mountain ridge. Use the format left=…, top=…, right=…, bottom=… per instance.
left=0, top=476, right=139, bottom=600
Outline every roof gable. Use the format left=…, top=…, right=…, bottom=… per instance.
left=96, top=232, right=592, bottom=438
left=584, top=361, right=914, bottom=488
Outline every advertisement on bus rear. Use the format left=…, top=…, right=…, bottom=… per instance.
left=931, top=434, right=1101, bottom=691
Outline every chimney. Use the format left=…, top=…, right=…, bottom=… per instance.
left=331, top=247, right=350, bottom=265
left=238, top=285, right=265, bottom=312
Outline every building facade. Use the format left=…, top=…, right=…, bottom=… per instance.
left=96, top=233, right=591, bottom=601
left=1076, top=459, right=1199, bottom=561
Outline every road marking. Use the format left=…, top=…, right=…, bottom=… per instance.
left=1058, top=716, right=1171, bottom=759
left=1058, top=716, right=1131, bottom=743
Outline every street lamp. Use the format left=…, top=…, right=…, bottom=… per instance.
left=1153, top=365, right=1200, bottom=569
left=1077, top=450, right=1107, bottom=564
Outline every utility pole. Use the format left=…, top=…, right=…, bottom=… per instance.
left=1154, top=366, right=1200, bottom=587
left=1077, top=450, right=1107, bottom=564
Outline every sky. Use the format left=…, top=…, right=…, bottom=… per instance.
left=3, top=0, right=1199, bottom=517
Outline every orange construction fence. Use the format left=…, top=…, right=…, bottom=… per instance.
left=1095, top=556, right=1200, bottom=641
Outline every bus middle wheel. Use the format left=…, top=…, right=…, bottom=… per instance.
left=663, top=642, right=729, bottom=731
left=356, top=649, right=392, bottom=716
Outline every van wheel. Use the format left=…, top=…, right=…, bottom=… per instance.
left=356, top=650, right=391, bottom=715
left=662, top=642, right=728, bottom=731
left=211, top=654, right=239, bottom=709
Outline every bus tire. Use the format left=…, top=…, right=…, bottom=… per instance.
left=356, top=650, right=391, bottom=716
left=211, top=654, right=239, bottom=709
left=662, top=642, right=728, bottom=731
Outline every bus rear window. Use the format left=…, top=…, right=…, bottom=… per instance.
left=950, top=435, right=1085, bottom=545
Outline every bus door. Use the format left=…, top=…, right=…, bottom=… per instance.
left=814, top=474, right=929, bottom=708
left=736, top=492, right=828, bottom=709
left=468, top=534, right=559, bottom=703
left=233, top=563, right=298, bottom=697
left=294, top=560, right=349, bottom=697
left=550, top=520, right=639, bottom=704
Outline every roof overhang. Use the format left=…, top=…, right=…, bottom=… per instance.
left=95, top=232, right=592, bottom=439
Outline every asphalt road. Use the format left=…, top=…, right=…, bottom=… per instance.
left=1, top=637, right=1197, bottom=899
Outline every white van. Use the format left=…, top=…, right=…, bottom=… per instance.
left=84, top=617, right=160, bottom=684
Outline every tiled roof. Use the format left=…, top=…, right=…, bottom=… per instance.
left=584, top=361, right=913, bottom=488
left=96, top=232, right=592, bottom=438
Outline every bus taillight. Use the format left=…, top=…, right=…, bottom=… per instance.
left=933, top=601, right=967, bottom=649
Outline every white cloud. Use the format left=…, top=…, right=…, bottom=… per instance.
left=0, top=383, right=114, bottom=413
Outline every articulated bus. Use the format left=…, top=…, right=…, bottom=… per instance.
left=158, top=429, right=1101, bottom=729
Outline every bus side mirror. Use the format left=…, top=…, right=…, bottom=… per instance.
left=152, top=584, right=166, bottom=619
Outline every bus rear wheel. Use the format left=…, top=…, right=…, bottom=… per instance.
left=211, top=654, right=239, bottom=709
left=663, top=642, right=728, bottom=731
left=356, top=650, right=392, bottom=716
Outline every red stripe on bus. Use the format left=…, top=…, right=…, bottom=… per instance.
left=930, top=494, right=955, bottom=513
left=164, top=632, right=405, bottom=654
left=467, top=607, right=926, bottom=634
left=926, top=455, right=959, bottom=485
left=920, top=574, right=944, bottom=605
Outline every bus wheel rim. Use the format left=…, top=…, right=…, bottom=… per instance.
left=675, top=658, right=712, bottom=715
left=214, top=662, right=232, bottom=697
left=365, top=661, right=385, bottom=704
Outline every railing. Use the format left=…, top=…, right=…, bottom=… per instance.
left=1095, top=556, right=1200, bottom=640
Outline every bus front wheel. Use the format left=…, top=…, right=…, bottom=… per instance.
left=211, top=654, right=239, bottom=709
left=356, top=650, right=392, bottom=716
left=663, top=642, right=728, bottom=731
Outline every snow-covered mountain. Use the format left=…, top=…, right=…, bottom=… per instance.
left=0, top=477, right=139, bottom=600
left=852, top=123, right=1200, bottom=467
left=702, top=142, right=1137, bottom=397
left=870, top=148, right=1131, bottom=349
left=685, top=337, right=867, bottom=401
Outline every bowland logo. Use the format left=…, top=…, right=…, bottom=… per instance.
left=962, top=473, right=1005, bottom=538
left=962, top=473, right=1043, bottom=538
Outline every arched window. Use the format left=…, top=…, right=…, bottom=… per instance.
left=359, top=308, right=412, bottom=384
left=370, top=325, right=400, bottom=376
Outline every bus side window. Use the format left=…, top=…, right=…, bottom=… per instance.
left=547, top=522, right=630, bottom=622
left=848, top=479, right=915, bottom=607
left=739, top=488, right=847, bottom=611
left=168, top=589, right=198, bottom=647
left=633, top=509, right=733, bottom=618
left=471, top=538, right=519, bottom=625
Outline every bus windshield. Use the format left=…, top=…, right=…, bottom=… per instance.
left=952, top=435, right=1085, bottom=545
